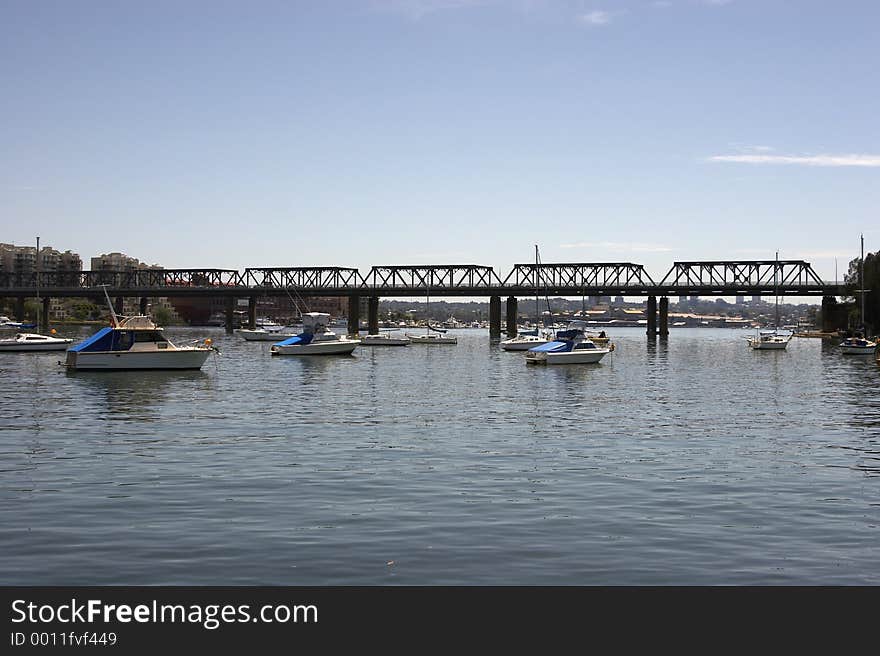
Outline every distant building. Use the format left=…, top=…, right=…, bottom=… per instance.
left=91, top=252, right=180, bottom=321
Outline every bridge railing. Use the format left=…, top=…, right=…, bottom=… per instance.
left=364, top=265, right=503, bottom=290
left=240, top=267, right=362, bottom=289
left=657, top=261, right=825, bottom=290
left=501, top=263, right=657, bottom=289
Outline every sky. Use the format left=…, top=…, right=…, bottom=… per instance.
left=2, top=0, right=878, bottom=286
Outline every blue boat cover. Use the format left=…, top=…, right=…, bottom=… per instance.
left=528, top=340, right=573, bottom=353
left=274, top=332, right=313, bottom=347
left=68, top=327, right=114, bottom=352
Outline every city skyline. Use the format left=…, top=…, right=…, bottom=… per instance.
left=2, top=1, right=878, bottom=281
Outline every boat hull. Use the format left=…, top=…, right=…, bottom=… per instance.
left=238, top=329, right=297, bottom=341
left=271, top=340, right=359, bottom=355
left=500, top=338, right=548, bottom=351
left=748, top=340, right=789, bottom=350
left=407, top=334, right=458, bottom=344
left=0, top=339, right=73, bottom=352
left=839, top=345, right=876, bottom=355
left=526, top=349, right=609, bottom=364
left=361, top=335, right=409, bottom=346
left=65, top=348, right=212, bottom=370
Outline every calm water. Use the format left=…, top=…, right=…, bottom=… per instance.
left=2, top=327, right=879, bottom=585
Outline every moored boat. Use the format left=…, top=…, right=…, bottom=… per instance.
left=747, top=329, right=792, bottom=350
left=270, top=313, right=359, bottom=355
left=525, top=323, right=610, bottom=365
left=362, top=333, right=410, bottom=346
left=65, top=288, right=214, bottom=370
left=0, top=332, right=73, bottom=352
left=839, top=335, right=877, bottom=355
left=407, top=332, right=458, bottom=344
left=238, top=328, right=297, bottom=341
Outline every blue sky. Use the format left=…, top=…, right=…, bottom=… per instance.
left=2, top=0, right=878, bottom=284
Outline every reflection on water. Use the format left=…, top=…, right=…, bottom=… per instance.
left=2, top=327, right=880, bottom=585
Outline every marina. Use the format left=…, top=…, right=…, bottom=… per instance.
left=2, top=326, right=879, bottom=585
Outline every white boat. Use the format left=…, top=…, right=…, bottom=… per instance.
left=501, top=330, right=551, bottom=351
left=65, top=288, right=214, bottom=370
left=839, top=335, right=877, bottom=355
left=502, top=245, right=551, bottom=351
left=0, top=332, right=73, bottom=352
left=839, top=235, right=876, bottom=355
left=409, top=282, right=457, bottom=344
left=254, top=317, right=284, bottom=331
left=407, top=333, right=458, bottom=344
left=361, top=333, right=410, bottom=346
left=747, top=252, right=790, bottom=351
left=238, top=328, right=297, bottom=341
left=270, top=312, right=359, bottom=355
left=747, top=330, right=792, bottom=350
left=0, top=315, right=37, bottom=330
left=525, top=324, right=610, bottom=365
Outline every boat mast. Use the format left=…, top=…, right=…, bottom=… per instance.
left=860, top=233, right=865, bottom=332
left=35, top=235, right=40, bottom=331
left=534, top=244, right=539, bottom=330
left=774, top=251, right=779, bottom=330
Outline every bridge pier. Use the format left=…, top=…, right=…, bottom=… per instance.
left=348, top=295, right=360, bottom=337
left=489, top=296, right=501, bottom=339
left=248, top=296, right=257, bottom=329
left=368, top=296, right=379, bottom=335
left=821, top=295, right=847, bottom=333
left=646, top=295, right=657, bottom=337
left=224, top=297, right=235, bottom=334
left=659, top=296, right=669, bottom=338
left=114, top=296, right=124, bottom=318
left=41, top=297, right=50, bottom=330
left=139, top=297, right=148, bottom=315
left=506, top=296, right=518, bottom=337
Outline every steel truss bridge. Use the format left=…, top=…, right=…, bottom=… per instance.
left=0, top=261, right=842, bottom=298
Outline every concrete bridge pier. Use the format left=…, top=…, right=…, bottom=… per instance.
left=42, top=297, right=50, bottom=330
left=247, top=296, right=257, bottom=329
left=659, top=296, right=669, bottom=338
left=15, top=297, right=25, bottom=322
left=646, top=295, right=657, bottom=337
left=489, top=295, right=501, bottom=339
left=368, top=296, right=379, bottom=336
left=506, top=296, right=518, bottom=337
left=348, top=295, right=360, bottom=337
left=224, top=297, right=235, bottom=334
left=821, top=296, right=845, bottom=333
left=114, top=296, right=124, bottom=318
left=139, top=297, right=148, bottom=315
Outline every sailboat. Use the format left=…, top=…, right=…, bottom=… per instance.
left=839, top=234, right=877, bottom=355
left=407, top=280, right=457, bottom=344
left=501, top=245, right=552, bottom=351
left=747, top=252, right=791, bottom=350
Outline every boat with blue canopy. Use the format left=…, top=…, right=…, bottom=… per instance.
left=270, top=312, right=359, bottom=355
left=525, top=321, right=611, bottom=364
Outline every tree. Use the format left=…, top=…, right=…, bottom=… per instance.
left=152, top=306, right=173, bottom=326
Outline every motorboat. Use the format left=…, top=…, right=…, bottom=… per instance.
left=254, top=317, right=284, bottom=331
left=747, top=329, right=791, bottom=350
left=65, top=287, right=214, bottom=370
left=500, top=329, right=551, bottom=351
left=0, top=315, right=37, bottom=330
left=839, top=335, right=877, bottom=355
left=407, top=332, right=458, bottom=344
left=66, top=316, right=214, bottom=370
left=270, top=312, right=359, bottom=355
left=0, top=332, right=73, bottom=352
left=238, top=327, right=297, bottom=341
left=361, top=333, right=410, bottom=346
left=525, top=324, right=610, bottom=365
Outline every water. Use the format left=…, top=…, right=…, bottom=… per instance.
left=2, top=327, right=879, bottom=584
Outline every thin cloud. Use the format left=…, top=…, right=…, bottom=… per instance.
left=707, top=153, right=880, bottom=168
left=579, top=10, right=613, bottom=26
left=561, top=241, right=674, bottom=253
